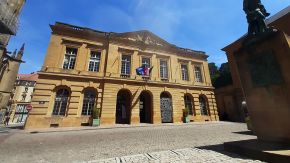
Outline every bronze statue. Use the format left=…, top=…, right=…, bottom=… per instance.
left=243, top=0, right=271, bottom=36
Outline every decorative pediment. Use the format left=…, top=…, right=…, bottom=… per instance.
left=113, top=31, right=171, bottom=47
left=52, top=22, right=208, bottom=60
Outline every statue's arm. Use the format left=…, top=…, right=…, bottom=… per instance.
left=258, top=2, right=270, bottom=16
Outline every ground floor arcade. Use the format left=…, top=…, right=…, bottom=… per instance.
left=25, top=75, right=218, bottom=129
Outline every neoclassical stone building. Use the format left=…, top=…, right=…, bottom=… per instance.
left=25, top=22, right=218, bottom=129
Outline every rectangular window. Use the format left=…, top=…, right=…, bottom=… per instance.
left=22, top=93, right=27, bottom=101
left=24, top=86, right=28, bottom=92
left=181, top=64, right=189, bottom=81
left=88, top=51, right=101, bottom=72
left=63, top=48, right=77, bottom=69
left=194, top=66, right=203, bottom=83
left=142, top=57, right=150, bottom=68
left=13, top=105, right=28, bottom=123
left=121, top=55, right=131, bottom=75
left=160, top=60, right=168, bottom=79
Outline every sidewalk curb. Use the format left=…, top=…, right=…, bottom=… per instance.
left=25, top=121, right=236, bottom=134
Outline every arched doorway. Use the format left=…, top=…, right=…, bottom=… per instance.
left=139, top=91, right=153, bottom=123
left=199, top=95, right=209, bottom=116
left=160, top=92, right=173, bottom=123
left=116, top=89, right=131, bottom=124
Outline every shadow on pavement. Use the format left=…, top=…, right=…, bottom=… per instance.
left=6, top=125, right=24, bottom=130
left=224, top=139, right=290, bottom=163
left=232, top=130, right=254, bottom=136
left=196, top=144, right=258, bottom=160
left=0, top=124, right=24, bottom=134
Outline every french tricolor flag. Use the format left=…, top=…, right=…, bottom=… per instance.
left=136, top=66, right=153, bottom=76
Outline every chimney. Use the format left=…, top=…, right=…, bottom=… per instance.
left=16, top=43, right=25, bottom=60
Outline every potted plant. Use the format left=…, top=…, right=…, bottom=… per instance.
left=92, top=105, right=101, bottom=126
left=183, top=108, right=190, bottom=123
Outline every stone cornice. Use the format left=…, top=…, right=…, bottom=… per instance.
left=38, top=71, right=214, bottom=90
left=51, top=22, right=209, bottom=61
left=61, top=39, right=83, bottom=47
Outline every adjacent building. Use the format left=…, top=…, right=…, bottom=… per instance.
left=0, top=0, right=26, bottom=123
left=25, top=22, right=218, bottom=129
left=216, top=6, right=290, bottom=122
left=8, top=73, right=38, bottom=124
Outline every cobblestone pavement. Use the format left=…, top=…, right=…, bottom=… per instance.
left=88, top=148, right=263, bottom=163
left=0, top=122, right=260, bottom=163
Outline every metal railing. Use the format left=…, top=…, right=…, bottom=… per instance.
left=0, top=2, right=19, bottom=35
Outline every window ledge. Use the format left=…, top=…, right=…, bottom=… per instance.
left=51, top=115, right=65, bottom=118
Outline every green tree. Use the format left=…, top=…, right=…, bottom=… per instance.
left=214, top=62, right=233, bottom=88
left=208, top=62, right=220, bottom=86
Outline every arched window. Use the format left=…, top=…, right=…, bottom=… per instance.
left=199, top=96, right=208, bottom=115
left=82, top=89, right=97, bottom=116
left=184, top=95, right=193, bottom=115
left=52, top=89, right=69, bottom=116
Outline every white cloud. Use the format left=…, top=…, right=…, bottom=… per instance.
left=8, top=0, right=290, bottom=74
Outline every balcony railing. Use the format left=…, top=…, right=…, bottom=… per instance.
left=0, top=2, right=19, bottom=35
left=142, top=76, right=150, bottom=81
left=120, top=74, right=130, bottom=78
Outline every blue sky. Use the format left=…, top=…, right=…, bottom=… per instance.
left=7, top=0, right=290, bottom=74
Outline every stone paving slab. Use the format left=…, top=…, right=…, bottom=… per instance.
left=121, top=154, right=154, bottom=163
left=85, top=148, right=264, bottom=163
left=24, top=121, right=227, bottom=134
left=0, top=122, right=260, bottom=163
left=88, top=158, right=121, bottom=163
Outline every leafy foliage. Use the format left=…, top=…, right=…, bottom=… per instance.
left=208, top=62, right=220, bottom=86
left=183, top=108, right=189, bottom=117
left=208, top=62, right=233, bottom=89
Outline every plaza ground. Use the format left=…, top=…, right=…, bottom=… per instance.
left=0, top=122, right=262, bottom=162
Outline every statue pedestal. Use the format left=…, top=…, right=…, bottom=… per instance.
left=234, top=31, right=290, bottom=143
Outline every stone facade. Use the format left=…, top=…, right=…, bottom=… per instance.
left=25, top=22, right=218, bottom=129
left=0, top=0, right=26, bottom=123
left=233, top=31, right=290, bottom=142
left=216, top=6, right=290, bottom=122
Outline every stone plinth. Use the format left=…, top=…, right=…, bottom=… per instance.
left=234, top=31, right=290, bottom=143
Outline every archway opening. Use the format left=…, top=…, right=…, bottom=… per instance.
left=116, top=89, right=131, bottom=124
left=139, top=91, right=153, bottom=123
